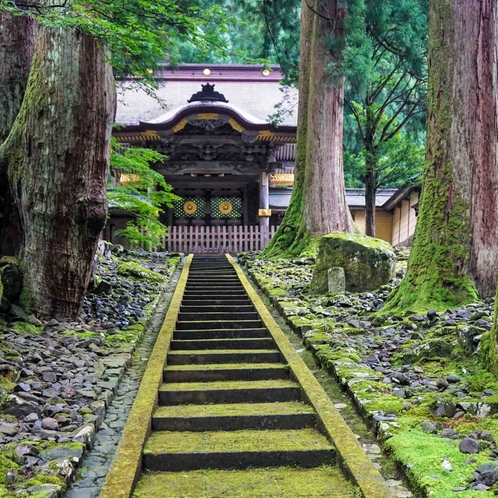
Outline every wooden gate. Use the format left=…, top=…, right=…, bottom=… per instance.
left=161, top=225, right=279, bottom=254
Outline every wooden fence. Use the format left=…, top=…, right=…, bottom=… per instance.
left=160, top=225, right=279, bottom=253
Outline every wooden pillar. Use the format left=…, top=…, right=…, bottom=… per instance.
left=259, top=172, right=270, bottom=245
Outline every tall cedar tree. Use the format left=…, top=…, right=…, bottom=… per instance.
left=264, top=0, right=353, bottom=257
left=387, top=0, right=498, bottom=312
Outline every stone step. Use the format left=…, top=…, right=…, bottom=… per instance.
left=177, top=311, right=260, bottom=321
left=134, top=467, right=356, bottom=498
left=152, top=401, right=315, bottom=431
left=176, top=319, right=263, bottom=330
left=143, top=429, right=334, bottom=471
left=158, top=379, right=301, bottom=405
left=173, top=328, right=268, bottom=340
left=180, top=304, right=255, bottom=313
left=187, top=276, right=240, bottom=281
left=181, top=298, right=252, bottom=306
left=167, top=349, right=282, bottom=365
left=163, top=363, right=289, bottom=382
left=183, top=289, right=247, bottom=294
left=170, top=337, right=275, bottom=351
left=184, top=287, right=245, bottom=293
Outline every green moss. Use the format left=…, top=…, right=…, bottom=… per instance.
left=12, top=322, right=41, bottom=336
left=384, top=429, right=490, bottom=497
left=144, top=428, right=332, bottom=454
left=24, top=474, right=65, bottom=490
left=154, top=401, right=314, bottom=418
left=133, top=466, right=357, bottom=498
left=0, top=376, right=16, bottom=392
left=160, top=379, right=297, bottom=392
left=117, top=262, right=166, bottom=282
left=0, top=453, right=18, bottom=485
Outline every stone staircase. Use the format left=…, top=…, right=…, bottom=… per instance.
left=132, top=255, right=358, bottom=497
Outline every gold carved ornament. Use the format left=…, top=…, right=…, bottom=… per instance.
left=183, top=200, right=198, bottom=215
left=219, top=200, right=233, bottom=215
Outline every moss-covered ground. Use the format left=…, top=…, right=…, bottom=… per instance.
left=240, top=250, right=498, bottom=496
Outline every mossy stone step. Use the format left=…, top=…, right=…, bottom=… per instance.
left=186, top=276, right=241, bottom=280
left=158, top=379, right=301, bottom=405
left=180, top=304, right=255, bottom=313
left=173, top=328, right=268, bottom=340
left=183, top=289, right=247, bottom=295
left=133, top=467, right=357, bottom=498
left=166, top=350, right=282, bottom=365
left=163, top=363, right=289, bottom=382
left=177, top=311, right=259, bottom=321
left=170, top=337, right=275, bottom=351
left=143, top=429, right=334, bottom=471
left=181, top=298, right=252, bottom=306
left=152, top=401, right=315, bottom=431
left=185, top=284, right=241, bottom=289
left=176, top=319, right=262, bottom=330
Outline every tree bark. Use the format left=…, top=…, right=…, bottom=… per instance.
left=303, top=0, right=353, bottom=236
left=364, top=155, right=376, bottom=237
left=262, top=0, right=313, bottom=256
left=264, top=0, right=353, bottom=256
left=0, top=13, right=36, bottom=256
left=0, top=24, right=115, bottom=319
left=387, top=0, right=498, bottom=311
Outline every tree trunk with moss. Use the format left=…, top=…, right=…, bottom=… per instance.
left=262, top=0, right=313, bottom=257
left=0, top=13, right=36, bottom=257
left=263, top=0, right=353, bottom=257
left=387, top=0, right=498, bottom=312
left=303, top=0, right=353, bottom=238
left=0, top=23, right=115, bottom=319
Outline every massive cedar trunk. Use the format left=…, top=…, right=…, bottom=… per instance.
left=262, top=0, right=313, bottom=257
left=0, top=13, right=36, bottom=256
left=263, top=0, right=353, bottom=257
left=303, top=0, right=353, bottom=236
left=387, top=0, right=498, bottom=311
left=0, top=23, right=115, bottom=319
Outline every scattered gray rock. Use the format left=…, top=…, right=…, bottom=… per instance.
left=459, top=437, right=480, bottom=454
left=421, top=420, right=438, bottom=433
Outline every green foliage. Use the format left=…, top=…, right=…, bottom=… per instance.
left=1, top=0, right=231, bottom=85
left=170, top=0, right=301, bottom=84
left=343, top=0, right=427, bottom=192
left=344, top=104, right=424, bottom=189
left=108, top=139, right=180, bottom=249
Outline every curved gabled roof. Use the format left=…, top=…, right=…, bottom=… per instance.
left=143, top=101, right=267, bottom=127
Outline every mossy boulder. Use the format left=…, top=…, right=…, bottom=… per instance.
left=310, top=233, right=395, bottom=294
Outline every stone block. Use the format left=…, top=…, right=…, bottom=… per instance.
left=310, top=233, right=395, bottom=294
left=327, top=267, right=345, bottom=295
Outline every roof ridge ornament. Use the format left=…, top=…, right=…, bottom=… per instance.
left=187, top=83, right=229, bottom=103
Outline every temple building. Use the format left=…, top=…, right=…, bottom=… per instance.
left=108, top=64, right=419, bottom=252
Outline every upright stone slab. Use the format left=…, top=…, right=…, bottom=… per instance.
left=310, top=233, right=395, bottom=294
left=328, top=267, right=345, bottom=295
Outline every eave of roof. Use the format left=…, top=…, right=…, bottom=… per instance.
left=114, top=101, right=297, bottom=138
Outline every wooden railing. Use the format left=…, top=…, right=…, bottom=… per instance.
left=160, top=225, right=279, bottom=254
